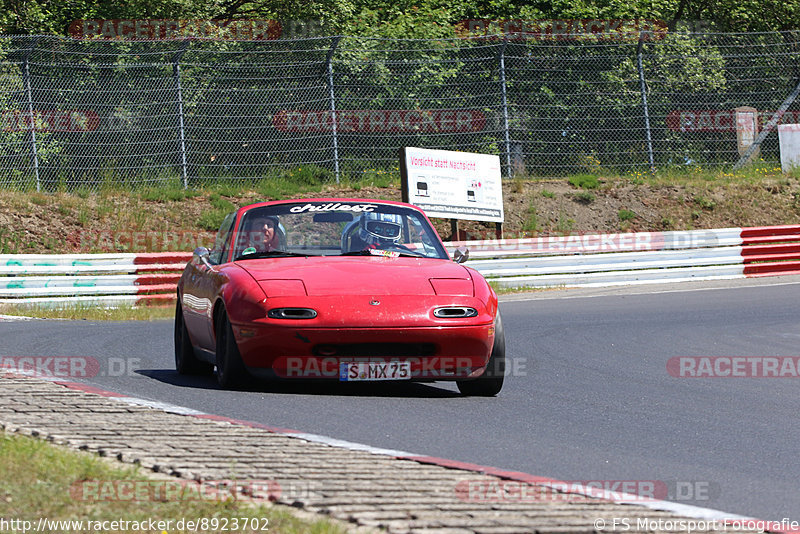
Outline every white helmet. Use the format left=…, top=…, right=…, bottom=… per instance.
left=358, top=212, right=403, bottom=246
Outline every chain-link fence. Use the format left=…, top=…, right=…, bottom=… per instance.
left=0, top=32, right=798, bottom=191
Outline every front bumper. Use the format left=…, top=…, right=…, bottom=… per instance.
left=233, top=323, right=495, bottom=380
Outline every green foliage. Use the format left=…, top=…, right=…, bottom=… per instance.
left=30, top=192, right=48, bottom=205
left=210, top=195, right=235, bottom=212
left=2, top=0, right=798, bottom=35
left=573, top=190, right=596, bottom=203
left=139, top=187, right=191, bottom=202
left=0, top=227, right=23, bottom=253
left=339, top=3, right=458, bottom=39
left=287, top=165, right=331, bottom=186
left=0, top=4, right=793, bottom=188
left=198, top=209, right=227, bottom=231
left=0, top=302, right=175, bottom=320
left=256, top=176, right=307, bottom=199
left=540, top=189, right=556, bottom=198
left=555, top=211, right=575, bottom=233
left=351, top=169, right=399, bottom=189
left=618, top=208, right=636, bottom=221
left=252, top=165, right=336, bottom=199
left=646, top=34, right=728, bottom=93
left=0, top=433, right=347, bottom=533
left=197, top=194, right=236, bottom=230
left=693, top=195, right=716, bottom=210
left=522, top=202, right=538, bottom=232
left=568, top=174, right=600, bottom=189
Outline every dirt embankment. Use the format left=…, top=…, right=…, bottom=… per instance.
left=1, top=176, right=800, bottom=254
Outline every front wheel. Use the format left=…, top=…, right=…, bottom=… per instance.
left=174, top=300, right=213, bottom=376
left=457, top=313, right=505, bottom=397
left=215, top=310, right=249, bottom=389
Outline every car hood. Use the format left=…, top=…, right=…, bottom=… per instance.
left=236, top=256, right=472, bottom=296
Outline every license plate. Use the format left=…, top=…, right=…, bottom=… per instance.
left=339, top=361, right=411, bottom=381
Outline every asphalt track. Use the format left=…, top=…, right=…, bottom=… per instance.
left=2, top=279, right=799, bottom=522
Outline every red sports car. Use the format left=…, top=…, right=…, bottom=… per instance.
left=174, top=198, right=505, bottom=396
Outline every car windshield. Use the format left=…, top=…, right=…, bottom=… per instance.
left=232, top=201, right=449, bottom=260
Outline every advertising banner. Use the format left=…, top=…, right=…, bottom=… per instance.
left=400, top=147, right=504, bottom=223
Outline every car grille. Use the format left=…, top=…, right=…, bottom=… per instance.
left=312, top=343, right=436, bottom=358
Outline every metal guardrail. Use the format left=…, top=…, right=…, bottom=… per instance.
left=2, top=226, right=800, bottom=307
left=446, top=228, right=743, bottom=257
left=741, top=225, right=800, bottom=276
left=453, top=229, right=745, bottom=288
left=0, top=253, right=185, bottom=307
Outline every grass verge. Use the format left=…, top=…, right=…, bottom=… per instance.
left=489, top=281, right=563, bottom=295
left=2, top=163, right=799, bottom=254
left=0, top=304, right=175, bottom=321
left=0, top=431, right=346, bottom=534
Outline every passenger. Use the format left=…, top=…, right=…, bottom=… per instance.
left=243, top=215, right=282, bottom=253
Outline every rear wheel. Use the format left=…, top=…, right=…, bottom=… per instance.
left=174, top=300, right=213, bottom=376
left=457, top=314, right=505, bottom=397
left=215, top=310, right=249, bottom=389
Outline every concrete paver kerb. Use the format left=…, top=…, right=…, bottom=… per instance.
left=0, top=373, right=770, bottom=533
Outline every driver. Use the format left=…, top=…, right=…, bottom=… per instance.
left=357, top=212, right=403, bottom=249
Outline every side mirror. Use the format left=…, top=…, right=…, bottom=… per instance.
left=453, top=246, right=469, bottom=264
left=193, top=246, right=211, bottom=267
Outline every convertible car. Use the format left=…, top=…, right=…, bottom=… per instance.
left=174, top=198, right=505, bottom=396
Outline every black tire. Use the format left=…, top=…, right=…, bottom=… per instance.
left=215, top=310, right=249, bottom=389
left=457, top=313, right=505, bottom=397
left=174, top=300, right=213, bottom=376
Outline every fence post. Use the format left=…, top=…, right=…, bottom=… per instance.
left=733, top=77, right=800, bottom=170
left=497, top=37, right=512, bottom=177
left=22, top=37, right=40, bottom=191
left=326, top=36, right=341, bottom=184
left=173, top=40, right=191, bottom=189
left=637, top=32, right=656, bottom=172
